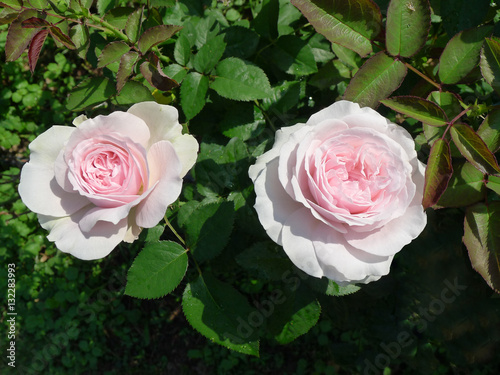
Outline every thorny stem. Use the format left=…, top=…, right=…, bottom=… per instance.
left=403, top=61, right=441, bottom=89
left=442, top=106, right=472, bottom=138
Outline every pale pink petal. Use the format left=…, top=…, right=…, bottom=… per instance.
left=38, top=211, right=128, bottom=260
left=127, top=102, right=183, bottom=147
left=251, top=157, right=304, bottom=244
left=306, top=100, right=367, bottom=126
left=312, top=224, right=394, bottom=283
left=135, top=140, right=183, bottom=228
left=170, top=133, right=199, bottom=177
left=18, top=126, right=89, bottom=216
left=281, top=207, right=325, bottom=278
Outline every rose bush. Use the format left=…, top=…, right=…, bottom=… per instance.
left=249, top=101, right=427, bottom=285
left=18, top=102, right=198, bottom=260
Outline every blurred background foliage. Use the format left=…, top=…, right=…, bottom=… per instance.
left=1, top=0, right=500, bottom=374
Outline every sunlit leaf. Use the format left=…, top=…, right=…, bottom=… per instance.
left=210, top=57, right=272, bottom=101
left=271, top=35, right=318, bottom=76
left=439, top=25, right=493, bottom=84
left=436, top=162, right=485, bottom=208
left=49, top=25, right=76, bottom=49
left=193, top=34, right=227, bottom=74
left=477, top=108, right=500, bottom=152
left=125, top=241, right=188, bottom=299
left=423, top=138, right=453, bottom=209
left=138, top=24, right=182, bottom=54
left=97, top=0, right=115, bottom=16
left=182, top=273, right=260, bottom=356
left=486, top=175, right=500, bottom=195
left=180, top=72, right=209, bottom=120
left=450, top=123, right=500, bottom=175
left=116, top=50, right=139, bottom=93
left=386, top=0, right=431, bottom=58
left=343, top=52, right=407, bottom=108
left=69, top=24, right=89, bottom=59
left=6, top=10, right=42, bottom=61
left=381, top=96, right=448, bottom=126
left=97, top=41, right=130, bottom=68
left=290, top=0, right=382, bottom=57
left=114, top=81, right=154, bottom=105
left=427, top=91, right=462, bottom=120
left=464, top=202, right=500, bottom=293
left=28, top=29, right=48, bottom=73
left=125, top=6, right=142, bottom=44
left=480, top=37, right=500, bottom=95
left=66, top=77, right=116, bottom=111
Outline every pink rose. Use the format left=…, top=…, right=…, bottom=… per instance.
left=249, top=101, right=427, bottom=284
left=19, top=102, right=198, bottom=260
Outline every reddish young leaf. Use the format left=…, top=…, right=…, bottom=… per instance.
left=464, top=202, right=500, bottom=293
left=138, top=24, right=182, bottom=54
left=140, top=60, right=178, bottom=92
left=5, top=9, right=42, bottom=61
left=97, top=41, right=131, bottom=68
left=423, top=138, right=453, bottom=208
left=21, top=16, right=50, bottom=28
left=380, top=95, right=448, bottom=126
left=49, top=25, right=76, bottom=49
left=28, top=29, right=48, bottom=74
left=450, top=123, right=500, bottom=175
left=116, top=51, right=139, bottom=93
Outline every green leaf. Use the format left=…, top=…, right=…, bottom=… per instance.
left=478, top=108, right=500, bottom=152
left=426, top=91, right=462, bottom=120
left=235, top=242, right=293, bottom=281
left=464, top=202, right=500, bottom=293
left=290, top=0, right=382, bottom=57
left=343, top=52, right=407, bottom=108
left=66, top=77, right=116, bottom=111
left=211, top=57, right=272, bottom=101
left=423, top=138, right=453, bottom=209
left=220, top=103, right=265, bottom=141
left=182, top=201, right=234, bottom=263
left=97, top=41, right=130, bottom=68
left=182, top=273, right=260, bottom=356
left=5, top=10, right=41, bottom=61
left=386, top=0, right=431, bottom=58
left=252, top=0, right=279, bottom=39
left=486, top=175, right=500, bottom=195
left=180, top=72, right=209, bottom=120
left=113, top=81, right=154, bottom=105
left=380, top=96, right=448, bottom=126
left=104, top=7, right=135, bottom=29
left=480, top=37, right=500, bottom=95
left=125, top=6, right=142, bottom=44
left=450, top=123, right=500, bottom=175
left=193, top=34, right=226, bottom=74
left=270, top=35, right=318, bottom=76
left=163, top=63, right=187, bottom=84
left=267, top=284, right=321, bottom=345
left=174, top=33, right=191, bottom=66
left=69, top=24, right=89, bottom=59
left=116, top=50, right=139, bottom=93
left=221, top=26, right=260, bottom=59
left=97, top=0, right=115, bottom=16
left=138, top=24, right=182, bottom=54
left=436, top=162, right=485, bottom=208
left=438, top=25, right=493, bottom=85
left=0, top=0, right=22, bottom=10
left=125, top=241, right=188, bottom=299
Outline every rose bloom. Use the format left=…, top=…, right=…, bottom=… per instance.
left=19, top=102, right=198, bottom=260
left=249, top=101, right=427, bottom=285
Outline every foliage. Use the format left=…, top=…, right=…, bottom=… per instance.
left=1, top=0, right=500, bottom=373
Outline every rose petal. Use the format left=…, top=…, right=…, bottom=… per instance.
left=135, top=140, right=183, bottom=228
left=170, top=133, right=199, bottom=177
left=251, top=157, right=304, bottom=244
left=127, top=101, right=183, bottom=148
left=18, top=126, right=89, bottom=216
left=39, top=210, right=128, bottom=260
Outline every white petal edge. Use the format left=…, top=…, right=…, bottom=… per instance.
left=170, top=133, right=199, bottom=177
left=39, top=211, right=128, bottom=260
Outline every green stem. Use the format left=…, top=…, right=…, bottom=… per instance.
left=164, top=215, right=186, bottom=246
left=88, top=14, right=130, bottom=42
